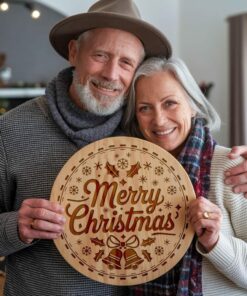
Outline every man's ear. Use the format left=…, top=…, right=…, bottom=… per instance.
left=68, top=40, right=78, bottom=66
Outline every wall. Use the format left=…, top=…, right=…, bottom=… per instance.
left=0, top=2, right=67, bottom=84
left=179, top=0, right=247, bottom=146
left=3, top=0, right=247, bottom=145
left=38, top=0, right=180, bottom=55
left=38, top=0, right=247, bottom=145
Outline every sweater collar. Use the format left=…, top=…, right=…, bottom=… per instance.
left=46, top=67, right=124, bottom=148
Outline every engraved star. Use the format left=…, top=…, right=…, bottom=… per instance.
left=76, top=177, right=82, bottom=183
left=176, top=204, right=181, bottom=211
left=120, top=179, right=127, bottom=186
left=126, top=153, right=131, bottom=157
left=164, top=177, right=170, bottom=183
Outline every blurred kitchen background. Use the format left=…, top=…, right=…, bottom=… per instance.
left=0, top=0, right=247, bottom=146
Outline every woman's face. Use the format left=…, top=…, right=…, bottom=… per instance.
left=135, top=70, right=194, bottom=156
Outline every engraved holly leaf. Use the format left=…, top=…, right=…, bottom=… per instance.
left=94, top=250, right=104, bottom=262
left=105, top=161, right=119, bottom=178
left=90, top=237, right=105, bottom=247
left=141, top=237, right=156, bottom=247
left=126, top=162, right=141, bottom=178
left=142, top=250, right=152, bottom=262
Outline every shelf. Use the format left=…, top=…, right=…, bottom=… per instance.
left=0, top=87, right=45, bottom=99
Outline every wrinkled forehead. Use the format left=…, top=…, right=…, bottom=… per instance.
left=78, top=28, right=145, bottom=60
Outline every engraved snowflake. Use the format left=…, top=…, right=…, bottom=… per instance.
left=164, top=201, right=172, bottom=209
left=139, top=175, right=147, bottom=184
left=77, top=239, right=83, bottom=245
left=164, top=177, right=170, bottom=183
left=117, top=158, right=128, bottom=169
left=155, top=246, right=164, bottom=256
left=69, top=185, right=79, bottom=195
left=152, top=180, right=158, bottom=186
left=143, top=162, right=152, bottom=170
left=76, top=177, right=82, bottom=183
left=164, top=239, right=170, bottom=245
left=82, top=166, right=91, bottom=176
left=94, top=162, right=102, bottom=170
left=167, top=185, right=177, bottom=195
left=155, top=166, right=164, bottom=176
left=82, top=246, right=92, bottom=256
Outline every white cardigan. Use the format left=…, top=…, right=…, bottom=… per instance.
left=197, top=145, right=247, bottom=295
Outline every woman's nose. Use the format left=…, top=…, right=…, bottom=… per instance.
left=153, top=110, right=167, bottom=126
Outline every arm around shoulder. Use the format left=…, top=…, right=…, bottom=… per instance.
left=197, top=146, right=247, bottom=289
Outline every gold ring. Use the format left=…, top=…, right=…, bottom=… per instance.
left=203, top=211, right=210, bottom=219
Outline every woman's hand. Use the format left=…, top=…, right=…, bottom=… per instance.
left=225, top=145, right=247, bottom=197
left=18, top=198, right=65, bottom=244
left=188, top=196, right=222, bottom=252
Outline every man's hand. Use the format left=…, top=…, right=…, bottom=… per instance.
left=188, top=196, right=222, bottom=252
left=224, top=145, right=247, bottom=197
left=18, top=198, right=65, bottom=244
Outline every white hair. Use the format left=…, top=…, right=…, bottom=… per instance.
left=122, top=57, right=221, bottom=137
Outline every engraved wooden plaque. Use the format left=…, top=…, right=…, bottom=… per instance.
left=50, top=136, right=195, bottom=286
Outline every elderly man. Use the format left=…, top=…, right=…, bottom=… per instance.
left=0, top=0, right=247, bottom=295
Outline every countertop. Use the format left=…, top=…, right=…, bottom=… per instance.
left=0, top=87, right=45, bottom=99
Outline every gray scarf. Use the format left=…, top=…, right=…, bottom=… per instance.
left=46, top=67, right=125, bottom=148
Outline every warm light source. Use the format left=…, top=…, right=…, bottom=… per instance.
left=0, top=1, right=41, bottom=19
left=25, top=2, right=40, bottom=19
left=0, top=2, right=9, bottom=11
left=31, top=9, right=40, bottom=19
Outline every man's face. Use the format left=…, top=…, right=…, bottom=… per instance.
left=69, top=28, right=145, bottom=115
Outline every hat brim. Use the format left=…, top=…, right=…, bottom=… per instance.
left=49, top=12, right=172, bottom=60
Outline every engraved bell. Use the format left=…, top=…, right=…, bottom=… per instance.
left=124, top=249, right=144, bottom=270
left=102, top=249, right=122, bottom=270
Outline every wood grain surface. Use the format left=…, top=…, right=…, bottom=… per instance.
left=50, top=136, right=195, bottom=285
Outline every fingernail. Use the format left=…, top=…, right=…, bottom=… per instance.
left=234, top=187, right=240, bottom=193
left=225, top=179, right=231, bottom=185
left=59, top=207, right=64, bottom=213
left=225, top=171, right=230, bottom=177
left=60, top=216, right=66, bottom=223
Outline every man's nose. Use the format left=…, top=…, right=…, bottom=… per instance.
left=101, top=60, right=120, bottom=81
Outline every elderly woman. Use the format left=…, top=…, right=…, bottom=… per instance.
left=122, top=57, right=247, bottom=295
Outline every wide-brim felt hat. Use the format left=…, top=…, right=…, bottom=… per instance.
left=49, top=0, right=172, bottom=60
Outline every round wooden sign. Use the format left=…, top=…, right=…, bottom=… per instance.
left=50, top=136, right=195, bottom=286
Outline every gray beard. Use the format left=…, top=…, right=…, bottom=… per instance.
left=73, top=71, right=126, bottom=116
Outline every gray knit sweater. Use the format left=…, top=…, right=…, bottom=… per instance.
left=0, top=92, right=128, bottom=294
